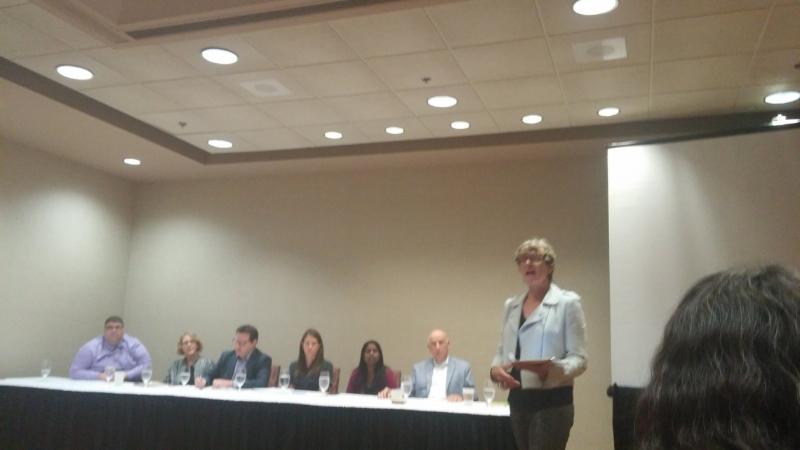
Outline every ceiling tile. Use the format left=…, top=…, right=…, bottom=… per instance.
left=330, top=8, right=445, bottom=58
left=3, top=4, right=102, bottom=50
left=366, top=50, right=466, bottom=90
left=355, top=117, right=433, bottom=142
left=452, top=38, right=553, bottom=82
left=161, top=36, right=276, bottom=75
left=322, top=92, right=413, bottom=121
left=750, top=48, right=800, bottom=84
left=286, top=61, right=387, bottom=97
left=489, top=104, right=571, bottom=131
left=548, top=24, right=650, bottom=73
left=0, top=0, right=27, bottom=6
left=214, top=70, right=313, bottom=103
left=418, top=111, right=499, bottom=137
left=568, top=97, right=649, bottom=126
left=187, top=105, right=283, bottom=132
left=650, top=89, right=738, bottom=118
left=473, top=76, right=563, bottom=109
left=760, top=5, right=800, bottom=51
left=292, top=123, right=369, bottom=147
left=237, top=128, right=313, bottom=151
left=536, top=0, right=652, bottom=35
left=654, top=10, right=767, bottom=61
left=427, top=0, right=542, bottom=48
left=138, top=110, right=211, bottom=134
left=0, top=11, right=72, bottom=58
left=395, top=84, right=486, bottom=116
left=87, top=45, right=199, bottom=82
left=653, top=55, right=752, bottom=94
left=84, top=84, right=181, bottom=114
left=13, top=52, right=130, bottom=90
left=244, top=22, right=358, bottom=67
left=654, top=0, right=771, bottom=21
left=735, top=82, right=800, bottom=111
left=179, top=132, right=257, bottom=153
left=144, top=77, right=245, bottom=108
left=561, top=65, right=649, bottom=102
left=257, top=99, right=344, bottom=127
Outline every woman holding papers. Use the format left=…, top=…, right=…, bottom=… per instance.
left=490, top=237, right=588, bottom=450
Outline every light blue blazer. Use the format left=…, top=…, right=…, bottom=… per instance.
left=491, top=283, right=588, bottom=389
left=410, top=356, right=475, bottom=398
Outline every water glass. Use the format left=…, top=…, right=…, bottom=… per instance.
left=41, top=359, right=51, bottom=378
left=401, top=375, right=412, bottom=399
left=234, top=370, right=247, bottom=390
left=179, top=369, right=191, bottom=386
left=462, top=387, right=475, bottom=404
left=483, top=380, right=496, bottom=406
left=279, top=369, right=290, bottom=389
left=104, top=366, right=115, bottom=383
left=318, top=370, right=330, bottom=394
left=141, top=366, right=153, bottom=386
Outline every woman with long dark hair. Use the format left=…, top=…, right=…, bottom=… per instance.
left=637, top=265, right=800, bottom=450
left=289, top=328, right=333, bottom=391
left=346, top=340, right=399, bottom=397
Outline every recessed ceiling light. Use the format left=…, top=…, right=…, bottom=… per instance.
left=385, top=126, right=404, bottom=135
left=764, top=91, right=800, bottom=105
left=770, top=114, right=800, bottom=126
left=450, top=121, right=470, bottom=130
left=56, top=64, right=93, bottom=80
left=123, top=158, right=141, bottom=166
left=598, top=107, right=620, bottom=117
left=522, top=114, right=543, bottom=125
left=201, top=48, right=239, bottom=65
left=572, top=0, right=619, bottom=16
left=324, top=131, right=343, bottom=140
left=427, top=95, right=458, bottom=108
left=208, top=139, right=233, bottom=149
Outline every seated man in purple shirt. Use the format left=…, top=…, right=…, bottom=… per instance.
left=69, top=316, right=152, bottom=381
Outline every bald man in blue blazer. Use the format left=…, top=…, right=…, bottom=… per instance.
left=409, top=329, right=475, bottom=401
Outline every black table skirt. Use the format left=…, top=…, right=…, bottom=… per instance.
left=0, top=386, right=516, bottom=450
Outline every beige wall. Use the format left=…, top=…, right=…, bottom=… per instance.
left=125, top=155, right=612, bottom=449
left=0, top=139, right=133, bottom=378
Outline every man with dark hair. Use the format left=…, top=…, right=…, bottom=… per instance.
left=198, top=324, right=271, bottom=389
left=69, top=316, right=152, bottom=381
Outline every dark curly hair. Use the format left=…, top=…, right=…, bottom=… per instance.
left=636, top=264, right=800, bottom=450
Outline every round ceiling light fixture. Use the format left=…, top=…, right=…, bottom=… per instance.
left=56, top=64, right=94, bottom=80
left=597, top=107, right=620, bottom=117
left=572, top=0, right=619, bottom=16
left=201, top=48, right=239, bottom=65
left=123, top=158, right=141, bottom=166
left=450, top=120, right=470, bottom=130
left=764, top=91, right=800, bottom=105
left=385, top=126, right=405, bottom=135
left=208, top=139, right=233, bottom=149
left=427, top=95, right=458, bottom=108
left=324, top=131, right=343, bottom=140
left=522, top=114, right=543, bottom=125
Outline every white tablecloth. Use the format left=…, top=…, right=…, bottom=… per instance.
left=0, top=376, right=509, bottom=417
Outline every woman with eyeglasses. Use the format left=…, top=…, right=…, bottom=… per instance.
left=164, top=332, right=215, bottom=385
left=489, top=237, right=588, bottom=450
left=346, top=340, right=399, bottom=398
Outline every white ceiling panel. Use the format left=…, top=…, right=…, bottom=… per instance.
left=366, top=50, right=467, bottom=90
left=286, top=60, right=387, bottom=97
left=322, top=92, right=413, bottom=121
left=257, top=99, right=345, bottom=127
left=419, top=111, right=499, bottom=137
left=473, top=76, right=563, bottom=109
left=88, top=45, right=200, bottom=82
left=452, top=38, right=554, bottom=82
left=85, top=84, right=181, bottom=114
left=395, top=84, right=486, bottom=116
left=161, top=36, right=276, bottom=75
left=561, top=65, right=650, bottom=102
left=238, top=128, right=314, bottom=151
left=654, top=10, right=767, bottom=61
left=653, top=55, right=752, bottom=94
left=355, top=117, right=433, bottom=142
left=548, top=24, right=650, bottom=73
left=489, top=104, right=571, bottom=131
left=427, top=0, right=543, bottom=48
left=331, top=8, right=445, bottom=58
left=214, top=70, right=314, bottom=103
left=144, top=77, right=246, bottom=108
left=243, top=22, right=358, bottom=68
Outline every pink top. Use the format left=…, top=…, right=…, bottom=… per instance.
left=346, top=366, right=399, bottom=394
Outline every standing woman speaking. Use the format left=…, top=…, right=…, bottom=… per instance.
left=490, top=238, right=588, bottom=450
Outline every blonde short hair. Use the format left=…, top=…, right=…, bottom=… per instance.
left=513, top=237, right=557, bottom=266
left=176, top=332, right=203, bottom=355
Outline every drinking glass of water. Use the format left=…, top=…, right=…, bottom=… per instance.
left=104, top=366, right=115, bottom=383
left=318, top=370, right=330, bottom=394
left=234, top=370, right=247, bottom=390
left=483, top=380, right=496, bottom=406
left=401, top=375, right=412, bottom=399
left=179, top=369, right=190, bottom=386
left=279, top=368, right=290, bottom=389
left=41, top=359, right=51, bottom=378
left=141, top=366, right=153, bottom=386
